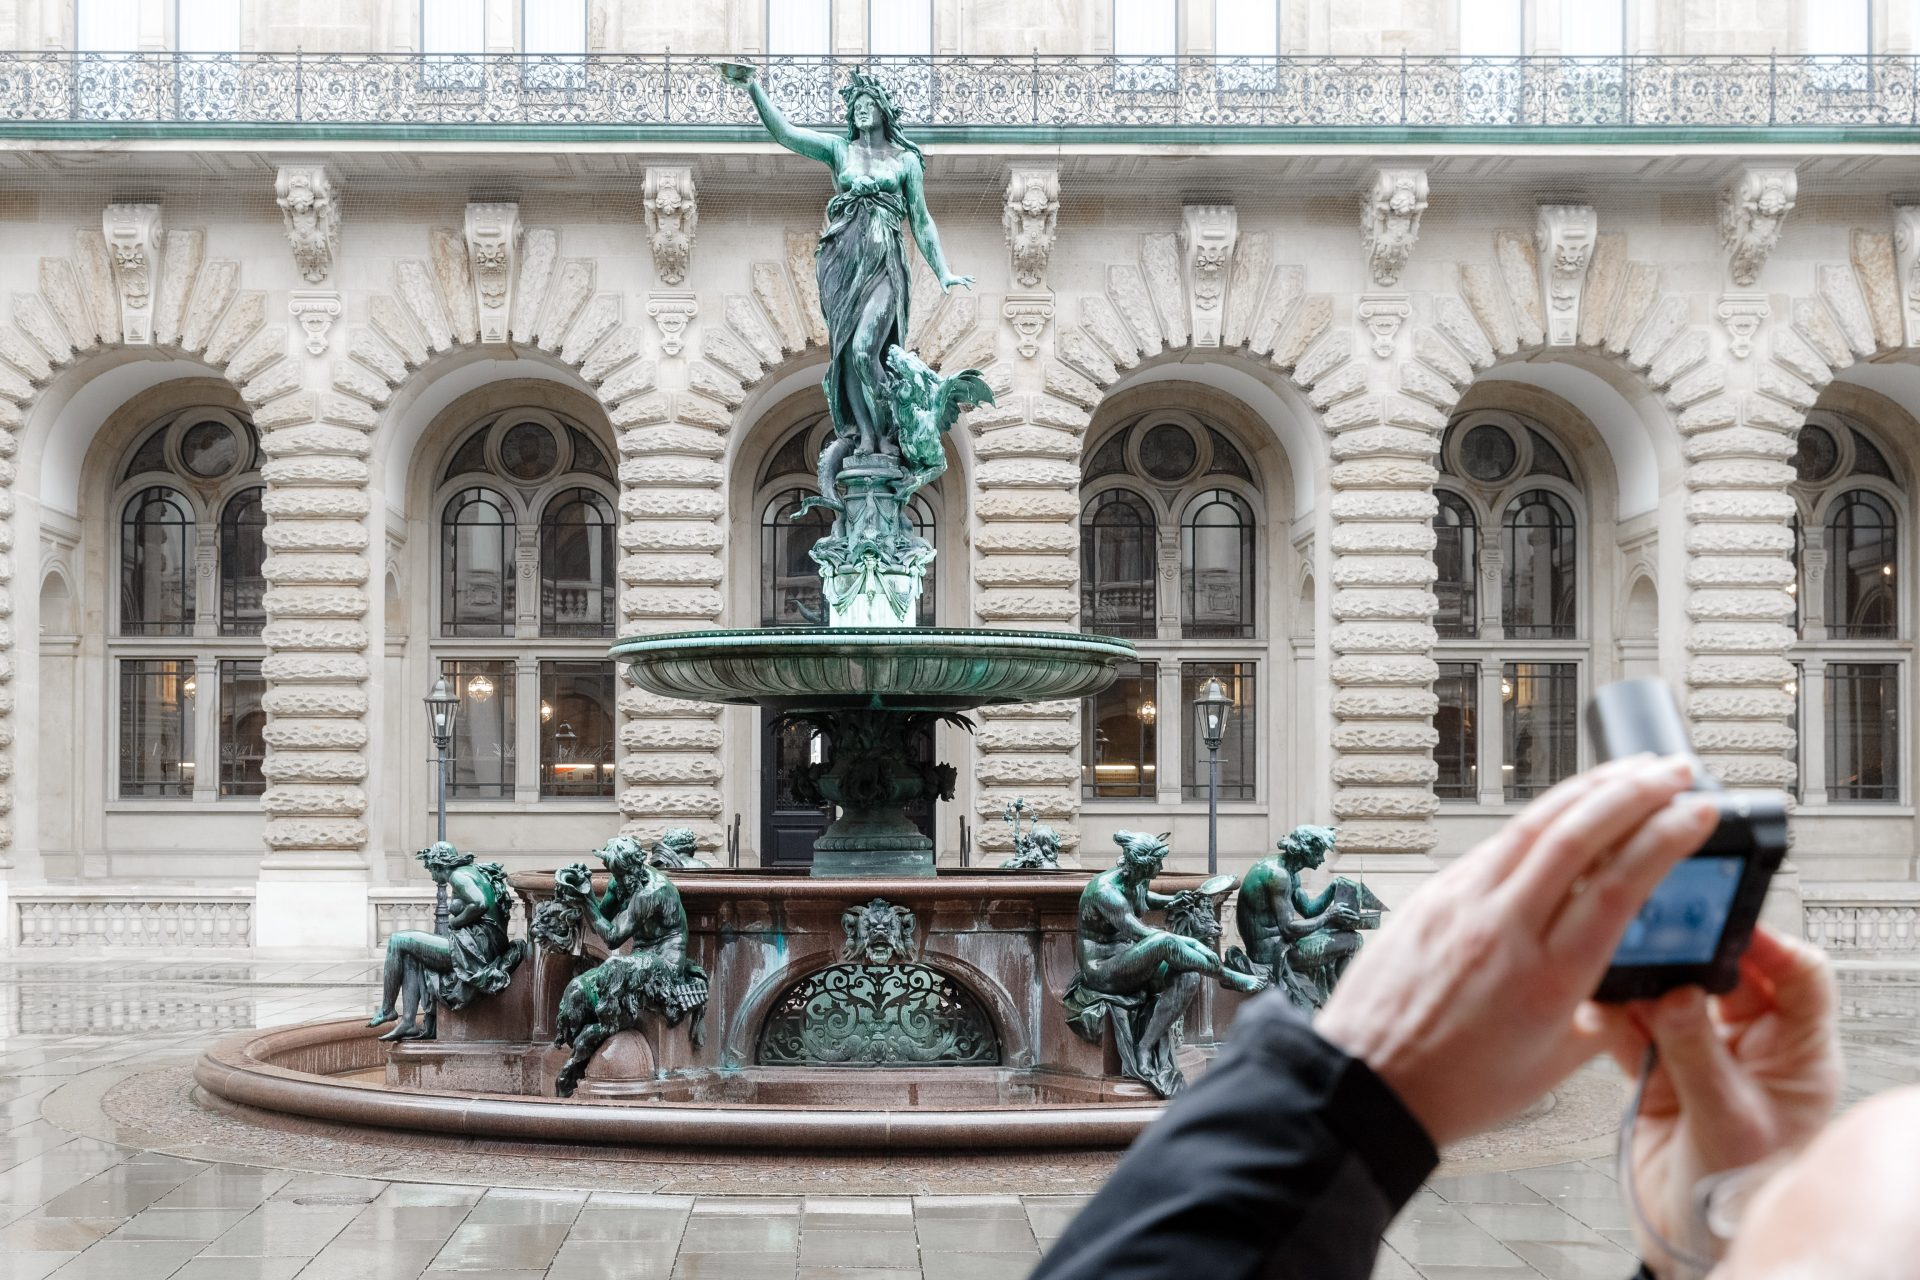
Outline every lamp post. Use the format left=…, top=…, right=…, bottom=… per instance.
left=423, top=675, right=459, bottom=937
left=1194, top=676, right=1233, bottom=876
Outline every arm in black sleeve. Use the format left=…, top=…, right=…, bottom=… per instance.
left=1032, top=992, right=1439, bottom=1280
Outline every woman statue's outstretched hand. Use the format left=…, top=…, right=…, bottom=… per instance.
left=940, top=273, right=974, bottom=291
left=716, top=61, right=757, bottom=85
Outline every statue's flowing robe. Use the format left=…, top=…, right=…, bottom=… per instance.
left=433, top=912, right=523, bottom=1009
left=817, top=185, right=910, bottom=451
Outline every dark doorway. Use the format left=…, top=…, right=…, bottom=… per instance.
left=758, top=710, right=938, bottom=869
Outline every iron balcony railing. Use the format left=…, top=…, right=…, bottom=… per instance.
left=3, top=51, right=1919, bottom=130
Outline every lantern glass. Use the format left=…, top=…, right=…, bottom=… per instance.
left=1193, top=676, right=1232, bottom=753
left=424, top=675, right=460, bottom=742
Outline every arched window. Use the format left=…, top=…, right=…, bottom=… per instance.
left=219, top=487, right=267, bottom=637
left=120, top=487, right=194, bottom=636
left=441, top=487, right=515, bottom=637
left=1503, top=489, right=1576, bottom=640
left=761, top=489, right=832, bottom=627
left=1181, top=489, right=1255, bottom=639
left=539, top=487, right=614, bottom=637
left=1825, top=489, right=1897, bottom=640
left=1433, top=489, right=1478, bottom=639
left=1081, top=489, right=1157, bottom=639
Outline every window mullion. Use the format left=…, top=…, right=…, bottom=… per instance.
left=515, top=654, right=540, bottom=803
left=1478, top=661, right=1506, bottom=806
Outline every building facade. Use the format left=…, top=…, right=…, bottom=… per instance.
left=2, top=0, right=1918, bottom=955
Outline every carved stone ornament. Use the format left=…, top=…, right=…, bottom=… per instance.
left=275, top=164, right=340, bottom=285
left=289, top=291, right=343, bottom=356
left=104, top=203, right=162, bottom=345
left=1356, top=293, right=1411, bottom=359
left=642, top=166, right=698, bottom=286
left=1003, top=168, right=1060, bottom=290
left=1181, top=204, right=1238, bottom=347
left=463, top=202, right=522, bottom=346
left=1534, top=203, right=1597, bottom=346
left=646, top=290, right=699, bottom=356
left=1894, top=204, right=1920, bottom=346
left=1716, top=292, right=1771, bottom=360
left=1720, top=168, right=1798, bottom=288
left=1360, top=168, right=1429, bottom=289
left=1002, top=293, right=1054, bottom=359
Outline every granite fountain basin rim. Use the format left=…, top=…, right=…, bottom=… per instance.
left=192, top=1018, right=1168, bottom=1152
left=610, top=626, right=1137, bottom=711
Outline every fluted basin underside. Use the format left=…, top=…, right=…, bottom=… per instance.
left=612, top=627, right=1135, bottom=713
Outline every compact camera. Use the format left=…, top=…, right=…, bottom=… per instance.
left=1586, top=679, right=1789, bottom=1003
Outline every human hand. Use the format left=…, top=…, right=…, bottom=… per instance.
left=939, top=273, right=974, bottom=291
left=1316, top=755, right=1719, bottom=1147
left=1596, top=928, right=1840, bottom=1275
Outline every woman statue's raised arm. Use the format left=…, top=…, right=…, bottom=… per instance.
left=717, top=61, right=840, bottom=167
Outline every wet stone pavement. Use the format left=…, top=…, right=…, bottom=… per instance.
left=0, top=959, right=1916, bottom=1280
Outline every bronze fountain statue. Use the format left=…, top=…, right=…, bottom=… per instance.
left=1227, top=825, right=1385, bottom=1010
left=367, top=842, right=525, bottom=1042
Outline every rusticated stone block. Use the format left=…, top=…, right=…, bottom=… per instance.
left=1329, top=459, right=1438, bottom=489
left=1684, top=459, right=1796, bottom=490
left=620, top=587, right=724, bottom=619
left=971, top=789, right=1078, bottom=822
left=260, top=784, right=369, bottom=815
left=1683, top=428, right=1796, bottom=463
left=1687, top=524, right=1793, bottom=556
left=261, top=753, right=369, bottom=783
left=1329, top=587, right=1437, bottom=622
left=1328, top=427, right=1437, bottom=462
left=1686, top=588, right=1793, bottom=623
left=1686, top=656, right=1795, bottom=686
left=1329, top=655, right=1438, bottom=687
left=1331, top=788, right=1441, bottom=820
left=261, top=621, right=368, bottom=652
left=1330, top=558, right=1438, bottom=589
left=1685, top=621, right=1795, bottom=654
left=262, top=488, right=371, bottom=519
left=259, top=554, right=369, bottom=585
left=259, top=653, right=370, bottom=683
left=618, top=754, right=722, bottom=785
left=1413, top=328, right=1474, bottom=385
left=1686, top=689, right=1793, bottom=721
left=622, top=521, right=725, bottom=553
left=617, top=786, right=725, bottom=819
left=1330, top=524, right=1437, bottom=556
left=975, top=524, right=1077, bottom=555
left=262, top=719, right=369, bottom=750
left=1329, top=490, right=1437, bottom=522
left=1684, top=490, right=1796, bottom=522
left=1330, top=621, right=1437, bottom=654
left=1329, top=820, right=1438, bottom=855
left=974, top=756, right=1083, bottom=788
left=261, top=587, right=370, bottom=619
left=1332, top=688, right=1439, bottom=720
left=976, top=490, right=1078, bottom=522
left=261, top=687, right=369, bottom=718
left=976, top=458, right=1080, bottom=490
left=973, top=589, right=1078, bottom=622
left=1306, top=364, right=1369, bottom=408
left=265, top=818, right=370, bottom=850
left=621, top=490, right=725, bottom=520
left=261, top=456, right=370, bottom=487
left=619, top=457, right=723, bottom=489
left=969, top=426, right=1081, bottom=461
left=619, top=425, right=727, bottom=459
left=978, top=721, right=1081, bottom=753
left=1685, top=557, right=1793, bottom=588
left=1703, top=757, right=1796, bottom=789
left=1332, top=723, right=1439, bottom=753
left=609, top=393, right=672, bottom=430
left=261, top=522, right=369, bottom=553
left=259, top=426, right=372, bottom=459
left=978, top=698, right=1078, bottom=720
left=617, top=722, right=723, bottom=754
left=617, top=687, right=723, bottom=721
left=973, top=558, right=1078, bottom=589
left=616, top=553, right=725, bottom=587
left=1692, top=723, right=1796, bottom=753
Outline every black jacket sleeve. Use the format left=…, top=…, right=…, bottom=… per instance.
left=1031, top=992, right=1439, bottom=1280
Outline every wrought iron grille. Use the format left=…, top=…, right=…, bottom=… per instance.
left=2, top=52, right=1918, bottom=129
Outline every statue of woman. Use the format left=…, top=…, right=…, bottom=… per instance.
left=719, top=62, right=971, bottom=507
left=367, top=842, right=526, bottom=1042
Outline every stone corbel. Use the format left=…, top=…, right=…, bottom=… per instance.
left=1359, top=168, right=1428, bottom=289
left=1800, top=531, right=1827, bottom=641
left=1716, top=293, right=1770, bottom=360
left=289, top=291, right=343, bottom=356
left=1002, top=294, right=1054, bottom=359
left=104, top=203, right=163, bottom=345
left=1356, top=294, right=1410, bottom=359
left=1181, top=204, right=1237, bottom=347
left=464, top=203, right=522, bottom=346
left=1720, top=168, right=1798, bottom=288
left=647, top=291, right=698, bottom=356
left=275, top=164, right=340, bottom=285
left=642, top=167, right=698, bottom=287
left=1893, top=203, right=1920, bottom=345
left=1534, top=204, right=1597, bottom=346
left=1002, top=168, right=1060, bottom=290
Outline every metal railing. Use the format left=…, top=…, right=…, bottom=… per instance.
left=1, top=51, right=1916, bottom=130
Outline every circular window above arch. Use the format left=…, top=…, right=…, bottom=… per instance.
left=440, top=409, right=615, bottom=491
left=1792, top=424, right=1841, bottom=485
left=499, top=421, right=561, bottom=482
left=1460, top=423, right=1518, bottom=483
left=1138, top=422, right=1200, bottom=484
left=122, top=408, right=258, bottom=488
left=179, top=419, right=241, bottom=479
left=1441, top=413, right=1576, bottom=490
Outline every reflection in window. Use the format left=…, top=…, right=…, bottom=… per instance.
left=119, top=659, right=195, bottom=798
left=1825, top=489, right=1897, bottom=639
left=1503, top=662, right=1578, bottom=801
left=442, top=488, right=516, bottom=637
left=120, top=487, right=195, bottom=636
left=1786, top=661, right=1803, bottom=803
left=540, top=661, right=615, bottom=798
left=443, top=659, right=516, bottom=798
left=1434, top=489, right=1478, bottom=639
left=1504, top=489, right=1576, bottom=639
left=1081, top=489, right=1157, bottom=638
left=1826, top=663, right=1899, bottom=803
left=540, top=487, right=614, bottom=637
left=1433, top=662, right=1479, bottom=800
left=1182, top=662, right=1256, bottom=800
left=1181, top=489, right=1255, bottom=639
left=218, top=659, right=267, bottom=797
left=220, top=487, right=267, bottom=637
left=1083, top=661, right=1158, bottom=799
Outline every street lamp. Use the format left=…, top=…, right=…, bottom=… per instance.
left=1194, top=676, right=1233, bottom=876
left=423, top=675, right=460, bottom=937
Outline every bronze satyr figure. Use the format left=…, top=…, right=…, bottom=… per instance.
left=368, top=841, right=526, bottom=1042
left=1063, top=831, right=1267, bottom=1096
left=1228, top=824, right=1385, bottom=1011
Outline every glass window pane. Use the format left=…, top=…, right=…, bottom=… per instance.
left=1560, top=0, right=1622, bottom=55
left=1114, top=0, right=1177, bottom=55
left=1434, top=490, right=1478, bottom=639
left=524, top=0, right=586, bottom=52
left=422, top=0, right=485, bottom=51
left=1216, top=0, right=1278, bottom=57
left=121, top=487, right=195, bottom=636
left=1461, top=0, right=1523, bottom=54
left=540, top=487, right=614, bottom=637
left=218, top=659, right=266, bottom=797
left=540, top=661, right=615, bottom=798
left=443, top=659, right=515, bottom=798
left=442, top=488, right=515, bottom=637
left=1434, top=662, right=1479, bottom=800
left=1083, top=660, right=1158, bottom=799
left=119, top=658, right=195, bottom=798
left=220, top=487, right=267, bottom=636
left=1503, top=662, right=1578, bottom=801
left=770, top=0, right=832, bottom=51
left=178, top=0, right=241, bottom=51
left=1183, top=662, right=1256, bottom=800
left=1806, top=0, right=1870, bottom=52
left=1825, top=489, right=1897, bottom=640
left=762, top=488, right=834, bottom=627
left=1827, top=662, right=1899, bottom=803
left=870, top=0, right=931, bottom=54
left=1504, top=490, right=1576, bottom=639
left=1786, top=661, right=1803, bottom=804
left=1081, top=489, right=1157, bottom=638
left=77, top=0, right=140, bottom=50
left=1182, top=490, right=1255, bottom=639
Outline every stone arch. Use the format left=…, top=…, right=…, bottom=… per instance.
left=36, top=566, right=73, bottom=637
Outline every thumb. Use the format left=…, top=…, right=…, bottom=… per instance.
left=1645, top=988, right=1772, bottom=1167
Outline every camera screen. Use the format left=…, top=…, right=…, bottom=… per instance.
left=1611, top=856, right=1744, bottom=966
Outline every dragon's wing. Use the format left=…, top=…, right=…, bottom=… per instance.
left=934, top=368, right=996, bottom=436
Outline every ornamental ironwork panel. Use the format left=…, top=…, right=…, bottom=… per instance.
left=1, top=52, right=1918, bottom=130
left=755, top=961, right=1001, bottom=1067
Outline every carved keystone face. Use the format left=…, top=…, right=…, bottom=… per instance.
left=842, top=897, right=916, bottom=965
